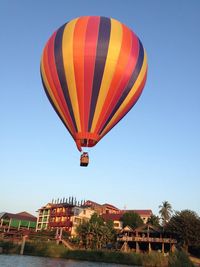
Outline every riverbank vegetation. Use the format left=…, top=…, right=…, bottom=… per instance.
left=0, top=240, right=195, bottom=266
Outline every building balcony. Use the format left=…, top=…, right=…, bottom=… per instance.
left=117, top=236, right=177, bottom=244
left=49, top=221, right=73, bottom=228
left=50, top=212, right=73, bottom=217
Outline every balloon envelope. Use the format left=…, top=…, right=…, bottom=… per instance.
left=41, top=16, right=147, bottom=151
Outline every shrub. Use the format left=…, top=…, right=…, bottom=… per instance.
left=168, top=249, right=195, bottom=267
left=142, top=252, right=168, bottom=267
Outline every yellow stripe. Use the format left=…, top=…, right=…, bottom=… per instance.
left=41, top=55, right=73, bottom=134
left=91, top=19, right=123, bottom=132
left=100, top=50, right=148, bottom=137
left=62, top=19, right=81, bottom=132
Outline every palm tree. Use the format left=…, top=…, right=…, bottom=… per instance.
left=159, top=201, right=173, bottom=226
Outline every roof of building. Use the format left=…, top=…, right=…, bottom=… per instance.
left=121, top=210, right=153, bottom=216
left=85, top=201, right=119, bottom=211
left=0, top=212, right=6, bottom=219
left=102, top=210, right=152, bottom=222
left=84, top=200, right=101, bottom=207
left=16, top=212, right=36, bottom=218
left=102, top=203, right=119, bottom=210
left=102, top=213, right=122, bottom=221
left=1, top=212, right=37, bottom=222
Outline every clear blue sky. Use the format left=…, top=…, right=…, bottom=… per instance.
left=0, top=0, right=200, bottom=217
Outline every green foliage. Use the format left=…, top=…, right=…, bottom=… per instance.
left=62, top=250, right=142, bottom=265
left=147, top=214, right=160, bottom=227
left=29, top=229, right=57, bottom=241
left=24, top=241, right=66, bottom=258
left=168, top=249, right=195, bottom=267
left=76, top=213, right=116, bottom=250
left=142, top=252, right=168, bottom=267
left=90, top=213, right=104, bottom=225
left=121, top=212, right=144, bottom=229
left=159, top=201, right=173, bottom=226
left=166, top=210, right=200, bottom=251
left=0, top=241, right=20, bottom=254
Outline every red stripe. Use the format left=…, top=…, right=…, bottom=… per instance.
left=84, top=16, right=100, bottom=132
left=45, top=33, right=76, bottom=134
left=73, top=17, right=89, bottom=133
left=97, top=28, right=140, bottom=135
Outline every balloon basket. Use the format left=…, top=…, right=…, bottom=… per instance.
left=80, top=152, right=89, bottom=167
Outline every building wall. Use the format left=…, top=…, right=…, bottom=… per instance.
left=36, top=204, right=51, bottom=231
left=71, top=207, right=95, bottom=236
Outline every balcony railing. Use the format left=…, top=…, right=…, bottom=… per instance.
left=50, top=212, right=73, bottom=217
left=49, top=221, right=73, bottom=227
left=117, top=236, right=177, bottom=244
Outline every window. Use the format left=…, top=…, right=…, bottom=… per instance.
left=74, top=208, right=79, bottom=215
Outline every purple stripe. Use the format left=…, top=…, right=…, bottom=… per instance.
left=88, top=17, right=111, bottom=131
left=99, top=40, right=144, bottom=135
left=54, top=23, right=78, bottom=132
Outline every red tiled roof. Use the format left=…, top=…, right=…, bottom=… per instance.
left=102, top=210, right=152, bottom=222
left=85, top=201, right=119, bottom=210
left=102, top=213, right=122, bottom=221
left=102, top=203, right=119, bottom=210
left=84, top=200, right=101, bottom=207
left=16, top=212, right=36, bottom=218
left=120, top=210, right=153, bottom=216
left=3, top=212, right=37, bottom=222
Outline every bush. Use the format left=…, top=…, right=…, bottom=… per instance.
left=24, top=241, right=66, bottom=258
left=168, top=249, right=195, bottom=267
left=0, top=241, right=20, bottom=254
left=142, top=252, right=168, bottom=267
left=62, top=250, right=142, bottom=265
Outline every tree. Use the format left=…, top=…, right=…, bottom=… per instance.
left=121, top=212, right=144, bottom=229
left=166, top=210, right=200, bottom=252
left=159, top=201, right=173, bottom=226
left=147, top=214, right=160, bottom=227
left=76, top=213, right=116, bottom=250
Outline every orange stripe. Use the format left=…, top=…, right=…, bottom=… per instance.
left=95, top=24, right=132, bottom=133
left=73, top=17, right=89, bottom=133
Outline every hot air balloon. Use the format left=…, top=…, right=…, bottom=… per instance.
left=40, top=16, right=147, bottom=166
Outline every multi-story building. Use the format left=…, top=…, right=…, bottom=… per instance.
left=36, top=198, right=153, bottom=236
left=36, top=198, right=94, bottom=236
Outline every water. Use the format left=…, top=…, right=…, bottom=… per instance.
left=0, top=255, right=136, bottom=267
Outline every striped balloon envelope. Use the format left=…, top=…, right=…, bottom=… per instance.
left=41, top=16, right=147, bottom=153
